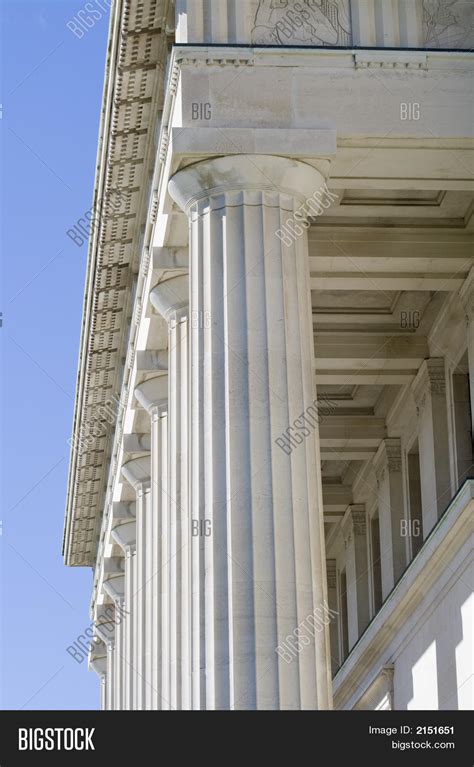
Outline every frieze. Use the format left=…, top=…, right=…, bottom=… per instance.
left=423, top=0, right=474, bottom=49
left=251, top=0, right=351, bottom=47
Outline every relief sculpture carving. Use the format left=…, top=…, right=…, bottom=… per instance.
left=251, top=0, right=351, bottom=46
left=423, top=1, right=474, bottom=48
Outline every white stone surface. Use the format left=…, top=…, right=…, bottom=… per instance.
left=71, top=0, right=474, bottom=712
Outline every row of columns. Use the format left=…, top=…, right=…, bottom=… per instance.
left=329, top=346, right=473, bottom=667
left=91, top=155, right=334, bottom=709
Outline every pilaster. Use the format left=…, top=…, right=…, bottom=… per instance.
left=373, top=438, right=406, bottom=599
left=341, top=504, right=370, bottom=649
left=412, top=359, right=452, bottom=533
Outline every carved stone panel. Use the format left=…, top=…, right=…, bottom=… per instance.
left=423, top=1, right=474, bottom=49
left=251, top=0, right=352, bottom=46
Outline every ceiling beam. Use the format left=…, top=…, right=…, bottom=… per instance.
left=310, top=274, right=464, bottom=291
left=316, top=369, right=416, bottom=385
left=319, top=446, right=377, bottom=461
left=314, top=333, right=428, bottom=364
left=319, top=416, right=386, bottom=443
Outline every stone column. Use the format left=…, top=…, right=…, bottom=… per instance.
left=121, top=457, right=151, bottom=710
left=341, top=505, right=370, bottom=650
left=94, top=556, right=125, bottom=711
left=412, top=359, right=452, bottom=534
left=326, top=559, right=339, bottom=674
left=102, top=558, right=126, bottom=709
left=150, top=277, right=190, bottom=711
left=373, top=438, right=406, bottom=599
left=89, top=640, right=107, bottom=709
left=135, top=376, right=168, bottom=709
left=111, top=519, right=136, bottom=710
left=460, top=272, right=474, bottom=437
left=95, top=604, right=118, bottom=710
left=168, top=154, right=332, bottom=710
left=105, top=636, right=115, bottom=710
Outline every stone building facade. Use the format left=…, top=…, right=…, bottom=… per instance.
left=64, top=0, right=474, bottom=710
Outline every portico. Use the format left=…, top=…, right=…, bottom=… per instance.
left=64, top=0, right=474, bottom=711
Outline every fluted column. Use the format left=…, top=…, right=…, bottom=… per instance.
left=111, top=519, right=136, bottom=709
left=135, top=375, right=168, bottom=709
left=325, top=559, right=339, bottom=674
left=121, top=457, right=151, bottom=709
left=89, top=640, right=107, bottom=709
left=168, top=154, right=332, bottom=710
left=412, top=359, right=451, bottom=533
left=106, top=638, right=115, bottom=710
left=373, top=438, right=406, bottom=599
left=102, top=563, right=126, bottom=709
left=94, top=606, right=118, bottom=710
left=341, top=505, right=370, bottom=650
left=151, top=277, right=190, bottom=710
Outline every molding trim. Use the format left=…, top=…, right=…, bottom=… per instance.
left=333, top=480, right=474, bottom=709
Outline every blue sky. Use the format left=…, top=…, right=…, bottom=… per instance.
left=1, top=0, right=110, bottom=709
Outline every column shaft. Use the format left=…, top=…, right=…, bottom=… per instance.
left=169, top=313, right=190, bottom=709
left=125, top=552, right=135, bottom=708
left=150, top=281, right=189, bottom=711
left=151, top=406, right=168, bottom=709
left=136, top=486, right=151, bottom=709
left=173, top=168, right=331, bottom=709
left=374, top=439, right=406, bottom=599
left=110, top=521, right=135, bottom=709
left=342, top=505, right=370, bottom=649
left=106, top=641, right=115, bottom=710
left=412, top=359, right=452, bottom=532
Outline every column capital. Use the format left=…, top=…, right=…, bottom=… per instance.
left=90, top=657, right=107, bottom=679
left=102, top=574, right=125, bottom=606
left=94, top=620, right=116, bottom=648
left=168, top=154, right=328, bottom=214
left=94, top=604, right=119, bottom=639
left=121, top=456, right=151, bottom=494
left=412, top=358, right=446, bottom=411
left=341, top=504, right=367, bottom=545
left=373, top=438, right=402, bottom=483
left=112, top=520, right=136, bottom=557
left=89, top=637, right=107, bottom=660
left=150, top=275, right=189, bottom=323
left=88, top=636, right=107, bottom=677
left=134, top=375, right=168, bottom=417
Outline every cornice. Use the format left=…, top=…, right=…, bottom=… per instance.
left=63, top=0, right=173, bottom=567
left=172, top=45, right=474, bottom=71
